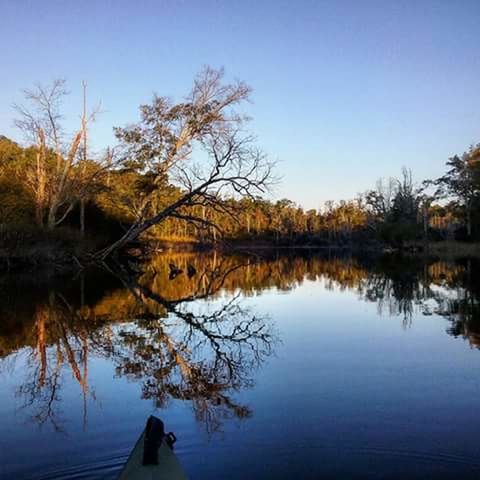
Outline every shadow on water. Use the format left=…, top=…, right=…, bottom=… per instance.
left=1, top=251, right=480, bottom=434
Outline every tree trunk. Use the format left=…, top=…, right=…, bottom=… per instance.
left=47, top=207, right=57, bottom=230
left=80, top=200, right=85, bottom=237
left=35, top=131, right=46, bottom=228
left=423, top=205, right=428, bottom=242
left=80, top=82, right=88, bottom=237
left=467, top=206, right=472, bottom=238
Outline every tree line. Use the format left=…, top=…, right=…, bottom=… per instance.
left=1, top=67, right=480, bottom=264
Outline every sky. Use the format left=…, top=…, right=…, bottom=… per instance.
left=1, top=0, right=480, bottom=209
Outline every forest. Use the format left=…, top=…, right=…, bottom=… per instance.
left=1, top=67, right=480, bottom=269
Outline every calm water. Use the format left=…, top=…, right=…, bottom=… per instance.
left=1, top=251, right=480, bottom=479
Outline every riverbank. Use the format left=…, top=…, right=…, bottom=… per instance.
left=154, top=239, right=480, bottom=258
left=424, top=241, right=480, bottom=258
left=2, top=231, right=480, bottom=273
left=0, top=227, right=103, bottom=273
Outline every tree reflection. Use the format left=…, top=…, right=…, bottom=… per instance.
left=1, top=252, right=480, bottom=432
left=109, top=259, right=274, bottom=432
left=430, top=259, right=480, bottom=348
left=12, top=292, right=104, bottom=431
left=0, top=255, right=276, bottom=432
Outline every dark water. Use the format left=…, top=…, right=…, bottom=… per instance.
left=1, top=251, right=480, bottom=479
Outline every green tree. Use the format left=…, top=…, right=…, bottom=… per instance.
left=430, top=145, right=480, bottom=238
left=0, top=136, right=34, bottom=224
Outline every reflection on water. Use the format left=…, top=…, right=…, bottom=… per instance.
left=1, top=251, right=480, bottom=478
left=0, top=255, right=278, bottom=433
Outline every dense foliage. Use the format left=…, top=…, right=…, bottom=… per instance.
left=1, top=133, right=480, bottom=254
left=0, top=133, right=480, bottom=249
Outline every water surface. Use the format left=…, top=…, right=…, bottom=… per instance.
left=1, top=251, right=480, bottom=479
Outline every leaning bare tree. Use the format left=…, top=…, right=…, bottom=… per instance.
left=14, top=79, right=103, bottom=230
left=95, top=67, right=274, bottom=260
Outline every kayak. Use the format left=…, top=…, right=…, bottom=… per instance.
left=118, top=416, right=187, bottom=480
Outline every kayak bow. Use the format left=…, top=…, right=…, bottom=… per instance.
left=118, top=416, right=187, bottom=480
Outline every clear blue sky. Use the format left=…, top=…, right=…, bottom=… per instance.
left=1, top=0, right=479, bottom=209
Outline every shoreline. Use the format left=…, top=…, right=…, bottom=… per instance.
left=1, top=239, right=480, bottom=275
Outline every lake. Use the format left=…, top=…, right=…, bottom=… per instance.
left=1, top=250, right=480, bottom=479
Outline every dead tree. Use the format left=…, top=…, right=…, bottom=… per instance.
left=14, top=79, right=102, bottom=229
left=95, top=67, right=274, bottom=259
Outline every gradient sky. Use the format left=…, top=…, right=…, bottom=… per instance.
left=1, top=0, right=479, bottom=209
